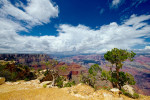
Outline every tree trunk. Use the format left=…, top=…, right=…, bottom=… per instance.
left=116, top=64, right=120, bottom=89
left=51, top=73, right=55, bottom=87
left=110, top=64, right=113, bottom=72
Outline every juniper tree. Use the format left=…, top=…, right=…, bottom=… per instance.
left=88, top=64, right=102, bottom=88
left=104, top=48, right=136, bottom=89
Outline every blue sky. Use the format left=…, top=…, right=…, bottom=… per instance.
left=0, top=0, right=150, bottom=54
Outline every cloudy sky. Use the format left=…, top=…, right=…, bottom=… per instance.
left=0, top=0, right=150, bottom=54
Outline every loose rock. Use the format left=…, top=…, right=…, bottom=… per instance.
left=110, top=88, right=120, bottom=95
left=0, top=77, right=5, bottom=85
left=123, top=85, right=134, bottom=95
left=40, top=81, right=52, bottom=86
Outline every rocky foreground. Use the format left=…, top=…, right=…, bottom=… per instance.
left=0, top=80, right=150, bottom=100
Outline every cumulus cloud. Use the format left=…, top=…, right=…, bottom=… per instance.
left=0, top=0, right=58, bottom=53
left=133, top=46, right=150, bottom=54
left=0, top=0, right=150, bottom=54
left=0, top=0, right=58, bottom=27
left=0, top=13, right=150, bottom=53
left=25, top=0, right=58, bottom=24
left=145, top=46, right=150, bottom=49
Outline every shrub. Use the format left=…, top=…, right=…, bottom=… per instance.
left=26, top=72, right=36, bottom=80
left=55, top=76, right=65, bottom=88
left=124, top=92, right=133, bottom=98
left=0, top=70, right=17, bottom=81
left=0, top=62, right=35, bottom=82
left=38, top=69, right=41, bottom=72
left=64, top=81, right=75, bottom=87
left=132, top=93, right=139, bottom=99
left=24, top=77, right=30, bottom=81
left=43, top=84, right=47, bottom=88
left=121, top=89, right=139, bottom=99
left=80, top=64, right=102, bottom=88
left=0, top=70, right=12, bottom=81
left=44, top=69, right=49, bottom=76
left=0, top=64, right=6, bottom=71
left=59, top=66, right=67, bottom=71
left=11, top=72, right=17, bottom=81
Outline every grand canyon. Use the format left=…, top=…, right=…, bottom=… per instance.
left=0, top=53, right=150, bottom=95
left=54, top=54, right=150, bottom=95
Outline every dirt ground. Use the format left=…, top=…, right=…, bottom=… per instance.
left=0, top=83, right=150, bottom=100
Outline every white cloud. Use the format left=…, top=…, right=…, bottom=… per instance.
left=110, top=0, right=124, bottom=8
left=0, top=13, right=150, bottom=54
left=132, top=0, right=148, bottom=8
left=0, top=0, right=58, bottom=26
left=112, top=0, right=120, bottom=6
left=124, top=14, right=150, bottom=26
left=0, top=0, right=59, bottom=53
left=25, top=0, right=58, bottom=24
left=145, top=46, right=150, bottom=49
left=0, top=1, right=150, bottom=54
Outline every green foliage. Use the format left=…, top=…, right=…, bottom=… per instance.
left=0, top=62, right=35, bottom=81
left=43, top=84, right=47, bottom=88
left=38, top=69, right=41, bottom=72
left=43, top=60, right=58, bottom=69
left=11, top=72, right=17, bottom=80
left=64, top=81, right=75, bottom=87
left=0, top=70, right=14, bottom=81
left=88, top=75, right=96, bottom=88
left=0, top=64, right=6, bottom=71
left=44, top=69, right=49, bottom=76
left=24, top=77, right=30, bottom=81
left=104, top=48, right=136, bottom=89
left=132, top=93, right=139, bottom=99
left=88, top=64, right=102, bottom=88
left=80, top=73, right=92, bottom=86
left=125, top=73, right=136, bottom=85
left=121, top=89, right=139, bottom=99
left=80, top=73, right=89, bottom=84
left=80, top=64, right=101, bottom=88
left=55, top=76, right=65, bottom=88
left=59, top=66, right=67, bottom=71
left=101, top=70, right=111, bottom=80
left=80, top=48, right=136, bottom=91
left=88, top=64, right=102, bottom=76
left=104, top=48, right=136, bottom=66
left=109, top=71, right=136, bottom=89
left=121, top=88, right=132, bottom=98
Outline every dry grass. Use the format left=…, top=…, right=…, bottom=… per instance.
left=0, top=83, right=150, bottom=100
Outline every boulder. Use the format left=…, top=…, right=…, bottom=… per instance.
left=110, top=88, right=120, bottom=95
left=31, top=79, right=40, bottom=84
left=123, top=85, right=134, bottom=95
left=5, top=82, right=13, bottom=85
left=14, top=82, right=21, bottom=85
left=40, top=81, right=52, bottom=86
left=0, top=77, right=5, bottom=85
left=24, top=81, right=32, bottom=85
